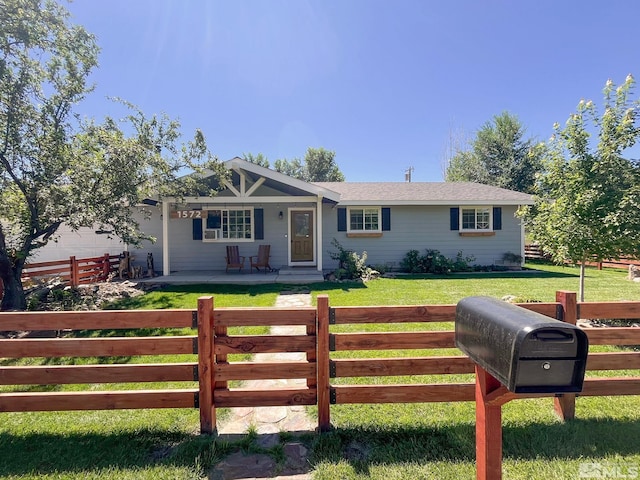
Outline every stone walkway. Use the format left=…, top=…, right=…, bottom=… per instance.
left=209, top=292, right=316, bottom=480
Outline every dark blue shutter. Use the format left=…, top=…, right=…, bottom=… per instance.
left=382, top=208, right=391, bottom=231
left=450, top=208, right=460, bottom=230
left=192, top=218, right=203, bottom=240
left=254, top=208, right=264, bottom=240
left=493, top=207, right=502, bottom=230
left=337, top=208, right=347, bottom=232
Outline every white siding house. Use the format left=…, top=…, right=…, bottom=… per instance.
left=34, top=158, right=534, bottom=274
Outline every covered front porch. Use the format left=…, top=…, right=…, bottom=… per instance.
left=138, top=266, right=325, bottom=285
left=150, top=158, right=341, bottom=277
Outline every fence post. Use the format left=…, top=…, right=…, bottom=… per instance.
left=69, top=256, right=78, bottom=287
left=102, top=253, right=111, bottom=280
left=554, top=290, right=578, bottom=420
left=197, top=296, right=215, bottom=433
left=476, top=365, right=505, bottom=480
left=317, top=294, right=331, bottom=432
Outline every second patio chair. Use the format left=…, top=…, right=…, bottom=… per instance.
left=250, top=244, right=271, bottom=273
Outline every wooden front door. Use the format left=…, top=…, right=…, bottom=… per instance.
left=290, top=210, right=314, bottom=263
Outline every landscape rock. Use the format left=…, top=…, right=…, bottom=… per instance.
left=209, top=452, right=276, bottom=480
left=25, top=279, right=165, bottom=311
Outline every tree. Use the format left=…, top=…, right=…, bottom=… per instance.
left=274, top=147, right=345, bottom=182
left=0, top=0, right=226, bottom=310
left=242, top=152, right=270, bottom=168
left=273, top=157, right=304, bottom=178
left=304, top=147, right=345, bottom=182
left=519, top=75, right=640, bottom=300
left=445, top=112, right=544, bottom=193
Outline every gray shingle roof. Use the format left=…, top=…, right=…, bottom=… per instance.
left=311, top=182, right=533, bottom=205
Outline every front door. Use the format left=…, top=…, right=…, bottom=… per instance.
left=290, top=209, right=315, bottom=264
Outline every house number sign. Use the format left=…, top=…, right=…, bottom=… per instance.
left=169, top=210, right=202, bottom=219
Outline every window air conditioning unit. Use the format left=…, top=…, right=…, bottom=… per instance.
left=205, top=229, right=221, bottom=240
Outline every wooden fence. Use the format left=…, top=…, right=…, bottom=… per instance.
left=0, top=307, right=203, bottom=420
left=524, top=244, right=640, bottom=270
left=1, top=291, right=639, bottom=434
left=21, top=254, right=121, bottom=287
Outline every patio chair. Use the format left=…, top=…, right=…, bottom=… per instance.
left=225, top=245, right=245, bottom=273
left=250, top=244, right=272, bottom=273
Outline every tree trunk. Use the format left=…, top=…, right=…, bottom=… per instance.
left=0, top=252, right=27, bottom=311
left=578, top=262, right=586, bottom=302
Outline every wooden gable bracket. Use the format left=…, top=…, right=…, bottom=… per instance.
left=223, top=169, right=266, bottom=197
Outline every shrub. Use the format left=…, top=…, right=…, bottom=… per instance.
left=400, top=249, right=475, bottom=274
left=328, top=239, right=379, bottom=281
left=452, top=251, right=476, bottom=272
left=503, top=252, right=523, bottom=264
left=400, top=249, right=422, bottom=273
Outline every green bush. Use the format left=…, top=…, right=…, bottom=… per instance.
left=399, top=249, right=422, bottom=273
left=328, top=239, right=379, bottom=281
left=400, top=249, right=475, bottom=274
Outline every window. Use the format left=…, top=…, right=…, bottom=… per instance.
left=348, top=207, right=381, bottom=232
left=461, top=207, right=491, bottom=230
left=203, top=208, right=253, bottom=242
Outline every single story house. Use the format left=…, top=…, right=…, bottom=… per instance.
left=129, top=157, right=533, bottom=275
left=33, top=157, right=534, bottom=274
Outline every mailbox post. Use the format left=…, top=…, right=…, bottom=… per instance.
left=455, top=296, right=589, bottom=480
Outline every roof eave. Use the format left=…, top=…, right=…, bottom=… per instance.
left=225, top=157, right=341, bottom=202
left=336, top=200, right=534, bottom=206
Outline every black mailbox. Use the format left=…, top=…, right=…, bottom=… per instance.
left=455, top=296, right=588, bottom=394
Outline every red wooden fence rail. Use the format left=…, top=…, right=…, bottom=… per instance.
left=525, top=244, right=640, bottom=270
left=21, top=253, right=120, bottom=287
left=1, top=291, right=639, bottom=434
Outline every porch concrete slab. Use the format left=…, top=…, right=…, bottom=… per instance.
left=138, top=268, right=324, bottom=285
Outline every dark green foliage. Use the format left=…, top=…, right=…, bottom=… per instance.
left=0, top=0, right=227, bottom=311
left=445, top=112, right=544, bottom=194
left=274, top=147, right=345, bottom=182
left=328, top=239, right=378, bottom=281
left=520, top=75, right=640, bottom=300
left=400, top=249, right=475, bottom=274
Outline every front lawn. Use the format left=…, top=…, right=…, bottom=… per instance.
left=1, top=262, right=638, bottom=479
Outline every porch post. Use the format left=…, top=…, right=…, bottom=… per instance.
left=520, top=207, right=526, bottom=267
left=162, top=200, right=170, bottom=276
left=317, top=196, right=323, bottom=272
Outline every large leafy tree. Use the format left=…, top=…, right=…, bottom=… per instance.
left=520, top=75, right=640, bottom=300
left=274, top=147, right=345, bottom=182
left=0, top=0, right=226, bottom=310
left=445, top=112, right=544, bottom=193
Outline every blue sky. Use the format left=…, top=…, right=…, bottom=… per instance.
left=67, top=0, right=640, bottom=182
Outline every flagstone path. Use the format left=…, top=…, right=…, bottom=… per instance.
left=209, top=292, right=316, bottom=480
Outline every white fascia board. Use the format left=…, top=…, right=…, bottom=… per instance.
left=163, top=196, right=320, bottom=204
left=336, top=199, right=534, bottom=206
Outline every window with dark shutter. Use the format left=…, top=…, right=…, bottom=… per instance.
left=450, top=208, right=460, bottom=230
left=193, top=218, right=203, bottom=240
left=254, top=208, right=264, bottom=240
left=493, top=207, right=502, bottom=230
left=337, top=208, right=347, bottom=231
left=382, top=207, right=391, bottom=231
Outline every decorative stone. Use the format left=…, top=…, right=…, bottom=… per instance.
left=281, top=443, right=310, bottom=474
left=210, top=452, right=276, bottom=480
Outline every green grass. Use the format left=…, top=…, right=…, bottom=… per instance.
left=106, top=283, right=284, bottom=309
left=310, top=262, right=640, bottom=306
left=1, top=262, right=639, bottom=479
left=305, top=262, right=640, bottom=479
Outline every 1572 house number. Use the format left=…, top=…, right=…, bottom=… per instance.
left=170, top=210, right=202, bottom=219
